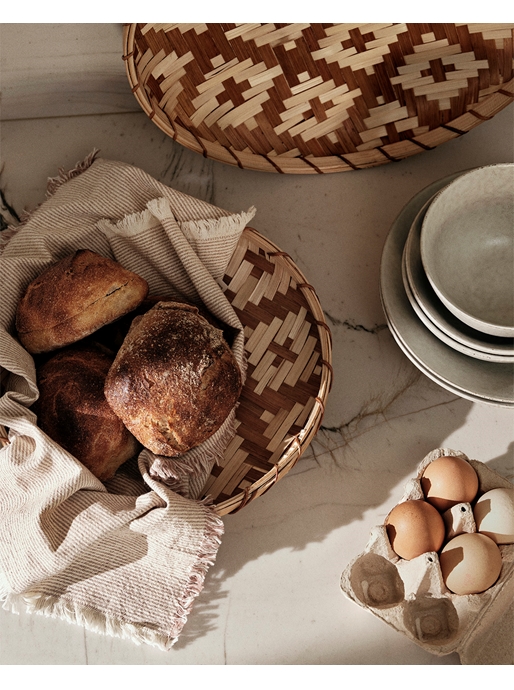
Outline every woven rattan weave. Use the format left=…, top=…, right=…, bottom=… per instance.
left=123, top=23, right=514, bottom=174
left=208, top=226, right=332, bottom=514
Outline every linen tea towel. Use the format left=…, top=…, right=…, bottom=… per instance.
left=0, top=152, right=256, bottom=649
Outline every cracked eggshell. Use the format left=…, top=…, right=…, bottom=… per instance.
left=440, top=532, right=503, bottom=595
left=474, top=488, right=514, bottom=544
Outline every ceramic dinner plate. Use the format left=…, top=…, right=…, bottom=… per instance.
left=380, top=172, right=514, bottom=407
left=402, top=199, right=514, bottom=362
left=384, top=314, right=514, bottom=407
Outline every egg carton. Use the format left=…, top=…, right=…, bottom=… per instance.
left=340, top=448, right=514, bottom=664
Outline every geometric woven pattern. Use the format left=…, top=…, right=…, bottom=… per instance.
left=123, top=23, right=514, bottom=173
left=206, top=227, right=332, bottom=515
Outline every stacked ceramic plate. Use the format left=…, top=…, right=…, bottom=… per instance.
left=380, top=164, right=514, bottom=407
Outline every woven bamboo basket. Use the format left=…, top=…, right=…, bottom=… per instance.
left=205, top=226, right=332, bottom=514
left=0, top=226, right=333, bottom=516
left=123, top=23, right=514, bottom=174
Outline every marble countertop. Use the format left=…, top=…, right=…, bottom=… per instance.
left=0, top=23, right=513, bottom=667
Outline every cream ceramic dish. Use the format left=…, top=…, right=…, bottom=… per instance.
left=420, top=164, right=514, bottom=338
left=403, top=199, right=514, bottom=360
left=380, top=172, right=514, bottom=407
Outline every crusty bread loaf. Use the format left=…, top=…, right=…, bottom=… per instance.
left=33, top=343, right=140, bottom=481
left=104, top=301, right=242, bottom=457
left=93, top=294, right=232, bottom=354
left=16, top=249, right=149, bottom=353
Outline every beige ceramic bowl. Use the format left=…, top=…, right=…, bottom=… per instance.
left=420, top=164, right=514, bottom=338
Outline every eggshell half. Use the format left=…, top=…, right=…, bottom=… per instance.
left=474, top=487, right=514, bottom=544
left=439, top=532, right=502, bottom=595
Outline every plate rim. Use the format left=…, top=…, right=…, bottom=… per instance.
left=403, top=196, right=514, bottom=357
left=401, top=249, right=514, bottom=364
left=381, top=302, right=514, bottom=408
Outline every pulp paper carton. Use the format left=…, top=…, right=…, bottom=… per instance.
left=340, top=448, right=514, bottom=664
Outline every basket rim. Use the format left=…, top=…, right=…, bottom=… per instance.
left=212, top=226, right=333, bottom=516
left=122, top=23, right=514, bottom=175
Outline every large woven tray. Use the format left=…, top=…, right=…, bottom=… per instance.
left=123, top=23, right=514, bottom=174
left=0, top=226, right=333, bottom=516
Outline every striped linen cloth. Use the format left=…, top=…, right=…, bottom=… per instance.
left=0, top=152, right=255, bottom=649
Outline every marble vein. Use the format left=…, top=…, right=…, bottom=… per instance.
left=318, top=377, right=461, bottom=456
left=0, top=182, right=21, bottom=230
left=325, top=311, right=388, bottom=334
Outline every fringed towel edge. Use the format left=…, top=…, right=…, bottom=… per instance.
left=178, top=207, right=257, bottom=242
left=97, top=200, right=256, bottom=242
left=147, top=197, right=256, bottom=241
left=168, top=500, right=225, bottom=634
left=46, top=149, right=100, bottom=198
left=97, top=206, right=161, bottom=238
left=0, top=149, right=100, bottom=254
left=0, top=589, right=177, bottom=651
left=0, top=500, right=224, bottom=652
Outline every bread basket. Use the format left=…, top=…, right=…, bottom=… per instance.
left=0, top=226, right=332, bottom=516
left=123, top=23, right=514, bottom=174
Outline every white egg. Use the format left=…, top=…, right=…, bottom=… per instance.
left=440, top=532, right=502, bottom=595
left=474, top=487, right=514, bottom=544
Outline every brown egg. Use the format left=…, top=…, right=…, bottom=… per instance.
left=421, top=456, right=479, bottom=512
left=439, top=532, right=502, bottom=595
left=385, top=499, right=446, bottom=560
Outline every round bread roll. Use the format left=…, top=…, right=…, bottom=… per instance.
left=93, top=294, right=231, bottom=354
left=16, top=249, right=149, bottom=353
left=33, top=343, right=140, bottom=481
left=104, top=301, right=242, bottom=457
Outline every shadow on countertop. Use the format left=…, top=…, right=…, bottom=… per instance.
left=174, top=370, right=488, bottom=659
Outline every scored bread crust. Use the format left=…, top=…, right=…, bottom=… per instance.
left=104, top=301, right=242, bottom=457
left=33, top=343, right=140, bottom=481
left=16, top=249, right=149, bottom=353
